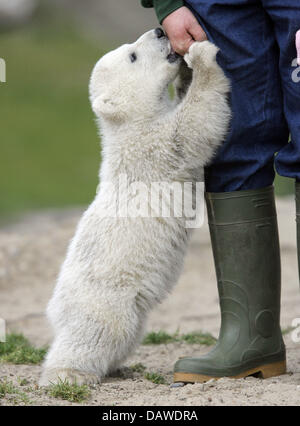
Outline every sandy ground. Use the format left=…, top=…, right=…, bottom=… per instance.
left=1, top=197, right=300, bottom=406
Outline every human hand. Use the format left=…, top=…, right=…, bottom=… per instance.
left=162, top=6, right=207, bottom=56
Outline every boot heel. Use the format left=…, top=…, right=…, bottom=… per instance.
left=259, top=360, right=286, bottom=379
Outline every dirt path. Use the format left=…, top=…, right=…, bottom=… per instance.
left=1, top=197, right=300, bottom=406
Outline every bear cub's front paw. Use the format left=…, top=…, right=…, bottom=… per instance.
left=184, top=41, right=219, bottom=70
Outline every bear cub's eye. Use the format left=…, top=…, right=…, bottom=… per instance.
left=130, top=53, right=137, bottom=63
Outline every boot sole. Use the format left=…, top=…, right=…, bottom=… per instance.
left=173, top=360, right=286, bottom=383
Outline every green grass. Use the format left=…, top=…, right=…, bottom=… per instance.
left=46, top=379, right=90, bottom=403
left=144, top=372, right=166, bottom=385
left=0, top=5, right=110, bottom=221
left=130, top=363, right=166, bottom=384
left=142, top=330, right=216, bottom=346
left=0, top=375, right=90, bottom=404
left=0, top=379, right=18, bottom=398
left=180, top=331, right=217, bottom=346
left=130, top=363, right=147, bottom=373
left=0, top=333, right=47, bottom=364
left=17, top=377, right=30, bottom=386
left=142, top=331, right=176, bottom=345
left=0, top=379, right=32, bottom=404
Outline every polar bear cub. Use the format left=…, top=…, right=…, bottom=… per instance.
left=40, top=29, right=230, bottom=386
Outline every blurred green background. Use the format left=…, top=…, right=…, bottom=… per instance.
left=0, top=0, right=294, bottom=224
left=0, top=3, right=108, bottom=222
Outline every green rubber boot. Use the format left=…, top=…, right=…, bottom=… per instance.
left=174, top=186, right=286, bottom=383
left=296, top=182, right=300, bottom=283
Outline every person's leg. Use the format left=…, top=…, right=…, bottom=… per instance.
left=174, top=187, right=286, bottom=383
left=173, top=0, right=287, bottom=383
left=185, top=0, right=290, bottom=192
left=262, top=0, right=300, bottom=285
left=262, top=0, right=300, bottom=181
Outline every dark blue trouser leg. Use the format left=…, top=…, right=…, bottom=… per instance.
left=262, top=0, right=300, bottom=181
left=185, top=0, right=290, bottom=192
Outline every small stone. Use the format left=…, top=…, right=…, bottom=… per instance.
left=170, top=382, right=186, bottom=388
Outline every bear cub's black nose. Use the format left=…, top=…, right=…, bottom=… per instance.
left=155, top=27, right=165, bottom=38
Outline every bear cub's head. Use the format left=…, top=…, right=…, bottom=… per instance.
left=89, top=29, right=182, bottom=124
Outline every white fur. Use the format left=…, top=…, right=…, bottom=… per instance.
left=39, top=31, right=230, bottom=386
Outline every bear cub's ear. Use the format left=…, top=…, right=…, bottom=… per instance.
left=92, top=95, right=120, bottom=119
